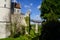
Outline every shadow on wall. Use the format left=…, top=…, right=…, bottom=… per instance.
left=39, top=20, right=60, bottom=40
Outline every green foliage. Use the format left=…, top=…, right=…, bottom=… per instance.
left=30, top=29, right=36, bottom=38
left=40, top=0, right=60, bottom=40
left=38, top=25, right=42, bottom=35
left=31, top=24, right=35, bottom=27
left=10, top=23, right=17, bottom=37
left=40, top=20, right=60, bottom=40
left=10, top=23, right=25, bottom=38
left=0, top=25, right=42, bottom=40
left=40, top=0, right=60, bottom=21
left=0, top=35, right=32, bottom=40
left=25, top=16, right=29, bottom=26
left=25, top=16, right=30, bottom=34
left=0, top=38, right=14, bottom=40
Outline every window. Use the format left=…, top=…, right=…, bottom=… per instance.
left=5, top=0, right=6, bottom=2
left=14, top=9, right=16, bottom=12
left=17, top=10, right=19, bottom=12
left=4, top=0, right=6, bottom=8
left=20, top=17, right=21, bottom=19
left=4, top=4, right=6, bottom=8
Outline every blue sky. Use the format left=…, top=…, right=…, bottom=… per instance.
left=12, top=0, right=42, bottom=21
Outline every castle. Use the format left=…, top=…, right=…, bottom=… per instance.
left=0, top=0, right=30, bottom=38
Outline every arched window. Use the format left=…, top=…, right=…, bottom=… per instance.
left=5, top=0, right=6, bottom=1
left=4, top=0, right=6, bottom=8
left=17, top=10, right=19, bottom=12
left=14, top=9, right=16, bottom=12
left=4, top=4, right=6, bottom=8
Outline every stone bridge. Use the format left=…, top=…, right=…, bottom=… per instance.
left=30, top=19, right=42, bottom=33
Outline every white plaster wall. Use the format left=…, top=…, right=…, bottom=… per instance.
left=14, top=8, right=21, bottom=14
left=0, top=23, right=10, bottom=39
left=0, top=0, right=11, bottom=8
left=0, top=0, right=5, bottom=7
left=6, top=0, right=11, bottom=8
left=0, top=8, right=10, bottom=21
left=20, top=15, right=27, bottom=26
left=0, top=0, right=11, bottom=21
left=0, top=0, right=11, bottom=38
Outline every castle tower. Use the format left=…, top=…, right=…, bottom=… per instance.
left=0, top=0, right=11, bottom=38
left=11, top=0, right=21, bottom=14
left=14, top=3, right=21, bottom=14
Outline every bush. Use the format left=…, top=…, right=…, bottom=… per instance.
left=39, top=20, right=60, bottom=40
left=30, top=29, right=36, bottom=38
left=0, top=35, right=32, bottom=40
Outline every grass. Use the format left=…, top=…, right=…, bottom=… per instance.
left=0, top=35, right=32, bottom=40
left=0, top=25, right=42, bottom=40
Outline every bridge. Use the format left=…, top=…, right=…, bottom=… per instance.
left=30, top=19, right=42, bottom=23
left=30, top=19, right=42, bottom=33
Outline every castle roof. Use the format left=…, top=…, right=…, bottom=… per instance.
left=11, top=2, right=21, bottom=9
left=15, top=3, right=21, bottom=9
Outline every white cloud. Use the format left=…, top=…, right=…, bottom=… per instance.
left=35, top=15, right=41, bottom=20
left=37, top=5, right=41, bottom=9
left=24, top=5, right=29, bottom=8
left=24, top=5, right=31, bottom=8
left=29, top=9, right=31, bottom=12
left=12, top=0, right=17, bottom=3
left=30, top=22, right=35, bottom=24
left=30, top=3, right=33, bottom=6
left=24, top=3, right=33, bottom=8
left=36, top=15, right=40, bottom=18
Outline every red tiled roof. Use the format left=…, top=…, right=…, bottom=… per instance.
left=15, top=3, right=21, bottom=9
left=12, top=2, right=21, bottom=9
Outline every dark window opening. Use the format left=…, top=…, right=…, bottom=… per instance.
left=14, top=9, right=16, bottom=12
left=17, top=10, right=19, bottom=12
left=4, top=4, right=6, bottom=8
left=5, top=0, right=6, bottom=2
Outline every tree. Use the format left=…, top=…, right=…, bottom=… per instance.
left=39, top=0, right=60, bottom=40
left=25, top=16, right=30, bottom=34
left=40, top=0, right=60, bottom=21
